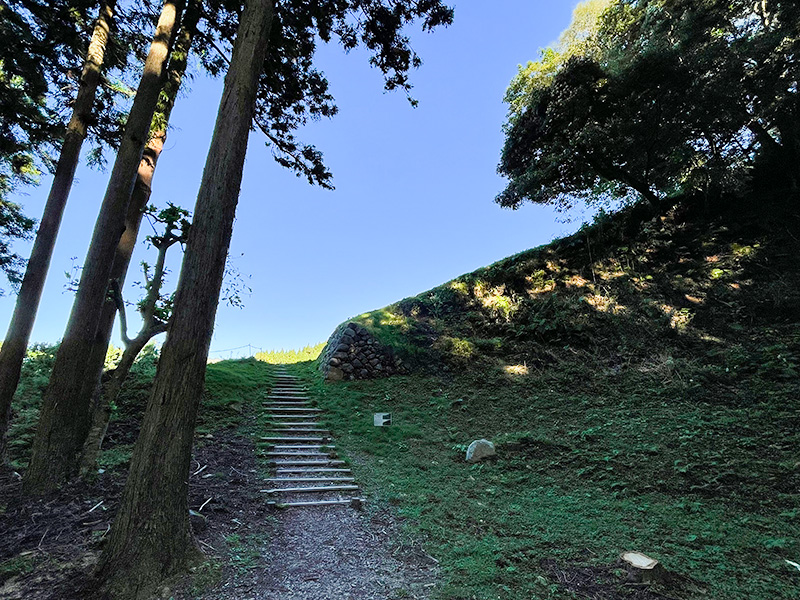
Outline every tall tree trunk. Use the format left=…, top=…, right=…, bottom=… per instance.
left=23, top=0, right=185, bottom=494
left=0, top=1, right=115, bottom=465
left=78, top=1, right=201, bottom=477
left=97, top=0, right=273, bottom=595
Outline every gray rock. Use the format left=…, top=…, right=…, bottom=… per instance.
left=326, top=366, right=344, bottom=381
left=352, top=359, right=363, bottom=368
left=335, top=343, right=349, bottom=352
left=465, top=439, right=496, bottom=463
left=342, top=363, right=354, bottom=373
left=329, top=357, right=341, bottom=367
left=359, top=369, right=369, bottom=378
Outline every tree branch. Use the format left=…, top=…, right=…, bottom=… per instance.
left=110, top=279, right=132, bottom=347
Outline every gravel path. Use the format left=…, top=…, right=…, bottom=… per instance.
left=209, top=505, right=439, bottom=600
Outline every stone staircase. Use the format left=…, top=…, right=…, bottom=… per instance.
left=260, top=368, right=364, bottom=508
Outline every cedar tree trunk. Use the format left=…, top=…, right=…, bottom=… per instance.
left=0, top=1, right=115, bottom=465
left=78, top=2, right=201, bottom=476
left=23, top=0, right=185, bottom=493
left=97, top=0, right=273, bottom=595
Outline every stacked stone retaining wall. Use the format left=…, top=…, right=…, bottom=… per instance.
left=319, top=322, right=406, bottom=382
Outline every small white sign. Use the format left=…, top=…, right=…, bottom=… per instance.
left=374, top=413, right=392, bottom=426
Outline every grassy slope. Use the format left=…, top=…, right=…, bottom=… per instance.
left=297, top=194, right=800, bottom=599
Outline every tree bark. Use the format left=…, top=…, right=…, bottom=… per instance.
left=583, top=151, right=661, bottom=209
left=77, top=1, right=201, bottom=477
left=23, top=0, right=185, bottom=494
left=97, top=0, right=273, bottom=595
left=0, top=1, right=116, bottom=466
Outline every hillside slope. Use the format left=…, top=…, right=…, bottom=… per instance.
left=306, top=192, right=800, bottom=600
left=350, top=194, right=800, bottom=393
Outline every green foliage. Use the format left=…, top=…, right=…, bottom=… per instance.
left=498, top=0, right=800, bottom=211
left=199, top=359, right=274, bottom=432
left=97, top=444, right=133, bottom=471
left=6, top=343, right=58, bottom=469
left=196, top=0, right=454, bottom=189
left=223, top=533, right=266, bottom=574
left=189, top=560, right=224, bottom=597
left=302, top=351, right=799, bottom=599
left=0, top=554, right=35, bottom=583
left=0, top=0, right=143, bottom=291
left=0, top=197, right=34, bottom=294
left=6, top=343, right=160, bottom=469
left=254, top=343, right=325, bottom=364
left=307, top=190, right=800, bottom=600
left=111, top=343, right=159, bottom=421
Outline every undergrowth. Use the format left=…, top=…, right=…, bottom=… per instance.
left=294, top=354, right=799, bottom=599
left=294, top=191, right=800, bottom=600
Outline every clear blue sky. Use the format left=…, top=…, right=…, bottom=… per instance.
left=2, top=1, right=594, bottom=358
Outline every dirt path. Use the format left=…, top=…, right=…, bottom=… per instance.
left=187, top=369, right=440, bottom=600
left=207, top=506, right=439, bottom=600
left=0, top=367, right=438, bottom=600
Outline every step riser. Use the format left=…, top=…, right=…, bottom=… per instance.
left=271, top=445, right=335, bottom=450
left=265, top=429, right=330, bottom=434
left=265, top=415, right=320, bottom=419
left=267, top=460, right=346, bottom=466
left=261, top=485, right=360, bottom=494
left=260, top=437, right=326, bottom=442
left=264, top=422, right=323, bottom=426
left=264, top=376, right=361, bottom=510
left=267, top=499, right=363, bottom=508
left=265, top=478, right=355, bottom=483
left=276, top=468, right=352, bottom=474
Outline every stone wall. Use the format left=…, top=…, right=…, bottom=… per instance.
left=319, top=322, right=406, bottom=382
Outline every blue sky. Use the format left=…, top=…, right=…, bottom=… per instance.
left=1, top=1, right=594, bottom=358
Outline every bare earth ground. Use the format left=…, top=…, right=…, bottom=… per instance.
left=0, top=430, right=438, bottom=600
left=194, top=506, right=440, bottom=600
left=0, top=423, right=664, bottom=600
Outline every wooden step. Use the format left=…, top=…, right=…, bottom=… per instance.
left=265, top=429, right=330, bottom=434
left=276, top=468, right=352, bottom=474
left=267, top=459, right=346, bottom=466
left=271, top=445, right=335, bottom=450
left=263, top=451, right=330, bottom=457
left=265, top=477, right=355, bottom=483
left=261, top=485, right=359, bottom=494
left=263, top=409, right=320, bottom=414
left=260, top=436, right=326, bottom=442
left=265, top=414, right=320, bottom=419
left=267, top=498, right=363, bottom=508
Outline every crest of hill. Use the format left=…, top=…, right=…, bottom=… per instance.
left=333, top=192, right=799, bottom=384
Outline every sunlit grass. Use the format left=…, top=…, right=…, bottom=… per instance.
left=254, top=343, right=325, bottom=364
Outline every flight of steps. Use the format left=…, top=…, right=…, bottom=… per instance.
left=260, top=369, right=364, bottom=508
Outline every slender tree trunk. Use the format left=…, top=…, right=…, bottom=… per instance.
left=97, top=0, right=273, bottom=595
left=78, top=2, right=201, bottom=476
left=23, top=0, right=185, bottom=494
left=79, top=327, right=162, bottom=477
left=0, top=1, right=115, bottom=465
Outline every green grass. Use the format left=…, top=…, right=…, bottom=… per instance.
left=198, top=358, right=276, bottom=433
left=254, top=343, right=325, bottom=364
left=291, top=358, right=799, bottom=599
left=223, top=533, right=266, bottom=574
left=0, top=554, right=36, bottom=584
left=293, top=193, right=800, bottom=598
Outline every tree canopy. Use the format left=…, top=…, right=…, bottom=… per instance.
left=498, top=0, right=800, bottom=211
